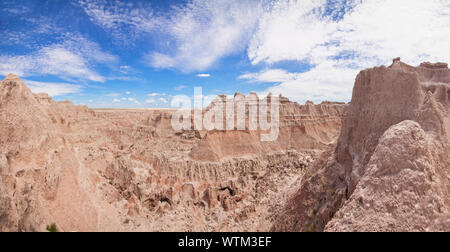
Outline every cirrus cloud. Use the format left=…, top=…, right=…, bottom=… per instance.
left=77, top=0, right=158, bottom=44
left=147, top=0, right=264, bottom=72
left=0, top=35, right=117, bottom=82
left=23, top=79, right=83, bottom=97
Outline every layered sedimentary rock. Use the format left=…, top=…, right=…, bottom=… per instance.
left=190, top=94, right=346, bottom=161
left=0, top=74, right=346, bottom=231
left=273, top=59, right=450, bottom=232
left=4, top=58, right=443, bottom=232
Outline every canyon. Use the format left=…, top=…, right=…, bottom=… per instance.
left=0, top=58, right=448, bottom=232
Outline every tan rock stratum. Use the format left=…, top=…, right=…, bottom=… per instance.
left=0, top=73, right=345, bottom=231
left=272, top=59, right=450, bottom=232
left=0, top=58, right=448, bottom=232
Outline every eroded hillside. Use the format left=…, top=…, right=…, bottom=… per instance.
left=0, top=74, right=346, bottom=231
left=2, top=58, right=447, bottom=232
left=273, top=59, right=450, bottom=232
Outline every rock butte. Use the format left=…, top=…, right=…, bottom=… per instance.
left=0, top=59, right=448, bottom=232
left=272, top=58, right=450, bottom=232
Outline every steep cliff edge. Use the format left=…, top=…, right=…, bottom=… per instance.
left=272, top=59, right=450, bottom=232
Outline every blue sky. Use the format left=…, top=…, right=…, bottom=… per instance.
left=1, top=0, right=449, bottom=108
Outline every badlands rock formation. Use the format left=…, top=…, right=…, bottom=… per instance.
left=2, top=58, right=447, bottom=232
left=273, top=59, right=450, bottom=232
left=0, top=74, right=346, bottom=231
left=190, top=94, right=346, bottom=161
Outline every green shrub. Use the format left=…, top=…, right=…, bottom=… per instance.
left=46, top=223, right=58, bottom=232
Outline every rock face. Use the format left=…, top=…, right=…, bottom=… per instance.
left=272, top=59, right=450, bottom=232
left=326, top=120, right=449, bottom=231
left=0, top=74, right=346, bottom=231
left=0, top=74, right=102, bottom=231
left=189, top=95, right=346, bottom=161
left=3, top=58, right=446, bottom=232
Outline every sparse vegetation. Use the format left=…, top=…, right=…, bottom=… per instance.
left=46, top=223, right=58, bottom=232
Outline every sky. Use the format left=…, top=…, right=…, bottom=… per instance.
left=0, top=0, right=449, bottom=108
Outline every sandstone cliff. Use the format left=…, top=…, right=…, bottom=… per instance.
left=272, top=59, right=450, bottom=232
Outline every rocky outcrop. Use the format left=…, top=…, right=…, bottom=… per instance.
left=0, top=74, right=345, bottom=231
left=326, top=120, right=449, bottom=231
left=189, top=94, right=347, bottom=161
left=5, top=57, right=443, bottom=232
left=0, top=74, right=105, bottom=231
left=272, top=59, right=450, bottom=232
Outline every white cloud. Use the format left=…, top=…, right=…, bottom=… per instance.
left=259, top=64, right=357, bottom=103
left=174, top=85, right=187, bottom=91
left=128, top=97, right=140, bottom=104
left=241, top=64, right=357, bottom=103
left=145, top=97, right=167, bottom=104
left=147, top=0, right=264, bottom=72
left=78, top=0, right=263, bottom=71
left=238, top=69, right=300, bottom=83
left=248, top=0, right=332, bottom=65
left=28, top=0, right=448, bottom=103
left=39, top=46, right=105, bottom=82
left=113, top=98, right=121, bottom=103
left=63, top=34, right=117, bottom=63
left=125, top=91, right=131, bottom=95
left=78, top=0, right=263, bottom=72
left=0, top=35, right=116, bottom=82
left=77, top=0, right=158, bottom=44
left=150, top=53, right=176, bottom=69
left=0, top=13, right=67, bottom=50
left=76, top=0, right=449, bottom=81
left=243, top=0, right=450, bottom=102
left=196, top=73, right=211, bottom=77
left=23, top=79, right=83, bottom=97
left=3, top=5, right=31, bottom=15
left=105, top=92, right=120, bottom=97
left=147, top=92, right=165, bottom=97
left=249, top=0, right=450, bottom=67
